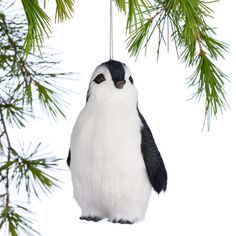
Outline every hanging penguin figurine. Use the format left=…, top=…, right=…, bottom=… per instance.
left=67, top=60, right=167, bottom=224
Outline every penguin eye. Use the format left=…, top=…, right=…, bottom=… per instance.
left=94, top=74, right=106, bottom=84
left=129, top=76, right=134, bottom=84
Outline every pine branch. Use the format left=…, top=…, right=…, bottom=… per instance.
left=0, top=204, right=40, bottom=236
left=0, top=6, right=68, bottom=236
left=0, top=109, right=11, bottom=208
left=21, top=0, right=51, bottom=56
left=125, top=0, right=229, bottom=128
left=0, top=11, right=68, bottom=120
left=0, top=143, right=61, bottom=200
left=187, top=53, right=229, bottom=129
left=20, top=0, right=75, bottom=56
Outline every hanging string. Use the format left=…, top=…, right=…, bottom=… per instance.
left=109, top=0, right=114, bottom=60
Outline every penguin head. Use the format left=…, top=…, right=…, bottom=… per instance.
left=87, top=60, right=136, bottom=103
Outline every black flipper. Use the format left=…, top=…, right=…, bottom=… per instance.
left=138, top=109, right=167, bottom=193
left=67, top=150, right=71, bottom=167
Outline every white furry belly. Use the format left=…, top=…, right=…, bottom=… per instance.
left=70, top=107, right=152, bottom=220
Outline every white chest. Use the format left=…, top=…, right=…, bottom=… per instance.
left=71, top=100, right=143, bottom=162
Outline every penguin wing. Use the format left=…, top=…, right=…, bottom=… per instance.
left=138, top=109, right=167, bottom=193
left=67, top=150, right=71, bottom=167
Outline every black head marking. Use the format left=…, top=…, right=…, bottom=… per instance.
left=103, top=60, right=125, bottom=82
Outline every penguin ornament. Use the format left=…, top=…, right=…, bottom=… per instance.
left=67, top=60, right=167, bottom=224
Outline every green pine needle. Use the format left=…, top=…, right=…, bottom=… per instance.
left=0, top=143, right=61, bottom=200
left=0, top=204, right=40, bottom=236
left=21, top=0, right=51, bottom=56
left=35, top=81, right=66, bottom=118
left=125, top=0, right=229, bottom=127
left=14, top=143, right=61, bottom=199
left=126, top=18, right=153, bottom=57
left=116, top=0, right=151, bottom=31
left=115, top=0, right=127, bottom=12
left=188, top=54, right=229, bottom=117
left=21, top=0, right=75, bottom=56
left=55, top=0, right=75, bottom=23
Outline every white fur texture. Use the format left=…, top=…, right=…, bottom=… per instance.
left=70, top=64, right=152, bottom=222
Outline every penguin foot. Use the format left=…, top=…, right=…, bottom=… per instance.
left=80, top=216, right=101, bottom=222
left=111, top=219, right=134, bottom=224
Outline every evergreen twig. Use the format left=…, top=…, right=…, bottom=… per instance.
left=21, top=0, right=75, bottom=56
left=124, top=0, right=228, bottom=128
left=0, top=4, right=69, bottom=236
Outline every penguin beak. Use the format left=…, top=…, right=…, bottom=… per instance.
left=115, top=80, right=126, bottom=89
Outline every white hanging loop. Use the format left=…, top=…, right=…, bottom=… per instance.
left=109, top=0, right=114, bottom=60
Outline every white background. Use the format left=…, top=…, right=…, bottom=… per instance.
left=7, top=0, right=236, bottom=235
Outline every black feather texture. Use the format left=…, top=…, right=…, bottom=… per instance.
left=103, top=60, right=125, bottom=82
left=67, top=150, right=71, bottom=167
left=138, top=109, right=167, bottom=193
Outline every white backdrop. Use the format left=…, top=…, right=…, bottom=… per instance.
left=11, top=0, right=236, bottom=235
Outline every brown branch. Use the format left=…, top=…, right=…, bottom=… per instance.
left=196, top=31, right=206, bottom=56
left=0, top=108, right=12, bottom=207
